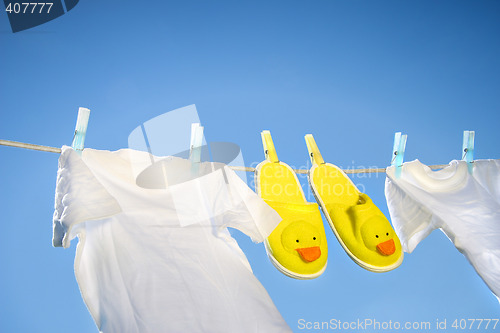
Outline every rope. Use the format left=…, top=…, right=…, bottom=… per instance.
left=0, top=140, right=62, bottom=154
left=0, top=139, right=449, bottom=174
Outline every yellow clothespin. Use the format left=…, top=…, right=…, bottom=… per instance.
left=304, top=134, right=325, bottom=166
left=261, top=130, right=279, bottom=163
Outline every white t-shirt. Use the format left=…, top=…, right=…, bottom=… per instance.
left=385, top=159, right=500, bottom=300
left=53, top=146, right=290, bottom=333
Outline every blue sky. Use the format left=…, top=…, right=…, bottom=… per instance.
left=1, top=1, right=499, bottom=332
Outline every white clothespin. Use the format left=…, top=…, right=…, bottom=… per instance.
left=462, top=130, right=475, bottom=174
left=391, top=132, right=407, bottom=178
left=190, top=123, right=204, bottom=174
left=71, top=107, right=90, bottom=155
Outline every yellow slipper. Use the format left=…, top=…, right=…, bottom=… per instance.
left=305, top=134, right=403, bottom=272
left=255, top=131, right=328, bottom=279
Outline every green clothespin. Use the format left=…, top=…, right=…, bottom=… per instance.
left=190, top=123, right=204, bottom=174
left=462, top=130, right=475, bottom=174
left=71, top=107, right=90, bottom=155
left=391, top=132, right=407, bottom=179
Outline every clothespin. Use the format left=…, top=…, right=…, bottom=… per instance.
left=71, top=107, right=91, bottom=155
left=462, top=130, right=475, bottom=174
left=391, top=132, right=407, bottom=178
left=261, top=130, right=279, bottom=163
left=304, top=134, right=325, bottom=166
left=190, top=123, right=204, bottom=174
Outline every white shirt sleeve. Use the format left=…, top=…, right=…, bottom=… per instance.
left=165, top=163, right=281, bottom=242
left=471, top=159, right=500, bottom=201
left=385, top=168, right=436, bottom=253
left=53, top=146, right=122, bottom=248
left=218, top=166, right=282, bottom=242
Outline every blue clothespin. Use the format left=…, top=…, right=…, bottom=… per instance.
left=190, top=123, right=204, bottom=174
left=462, top=130, right=475, bottom=174
left=391, top=132, right=407, bottom=178
left=71, top=107, right=90, bottom=155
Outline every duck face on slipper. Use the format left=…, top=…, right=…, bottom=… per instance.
left=345, top=193, right=403, bottom=270
left=264, top=201, right=328, bottom=278
left=282, top=221, right=322, bottom=262
left=322, top=191, right=403, bottom=271
left=360, top=217, right=399, bottom=256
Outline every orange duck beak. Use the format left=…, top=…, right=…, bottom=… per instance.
left=377, top=239, right=396, bottom=255
left=296, top=246, right=321, bottom=262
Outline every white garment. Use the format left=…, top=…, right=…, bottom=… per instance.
left=53, top=146, right=291, bottom=333
left=385, top=159, right=500, bottom=299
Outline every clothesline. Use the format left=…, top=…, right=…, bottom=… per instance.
left=0, top=139, right=449, bottom=174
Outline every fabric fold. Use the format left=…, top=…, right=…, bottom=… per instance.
left=53, top=146, right=122, bottom=248
left=53, top=146, right=290, bottom=333
left=385, top=159, right=500, bottom=300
